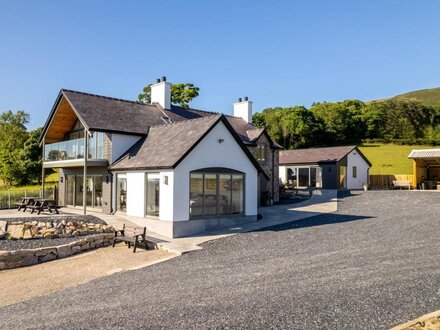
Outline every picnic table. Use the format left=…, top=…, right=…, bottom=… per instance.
left=15, top=197, right=40, bottom=212
left=25, top=199, right=61, bottom=215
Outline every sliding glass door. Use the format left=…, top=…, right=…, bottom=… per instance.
left=145, top=173, right=160, bottom=217
left=65, top=175, right=103, bottom=209
left=116, top=174, right=127, bottom=213
left=189, top=170, right=245, bottom=218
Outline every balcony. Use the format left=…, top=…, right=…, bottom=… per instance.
left=44, top=133, right=107, bottom=168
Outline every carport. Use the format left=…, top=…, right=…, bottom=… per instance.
left=409, top=148, right=440, bottom=189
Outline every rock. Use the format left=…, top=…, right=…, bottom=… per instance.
left=81, top=243, right=90, bottom=251
left=22, top=255, right=39, bottom=266
left=0, top=220, right=7, bottom=231
left=57, top=244, right=72, bottom=258
left=7, top=224, right=25, bottom=239
left=35, top=248, right=57, bottom=257
left=71, top=246, right=81, bottom=254
left=40, top=253, right=57, bottom=263
left=0, top=230, right=6, bottom=240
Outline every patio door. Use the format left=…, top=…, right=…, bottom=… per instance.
left=145, top=173, right=160, bottom=217
left=66, top=175, right=75, bottom=205
left=65, top=175, right=103, bottom=209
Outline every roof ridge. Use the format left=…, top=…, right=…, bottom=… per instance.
left=172, top=105, right=219, bottom=115
left=149, top=113, right=221, bottom=129
left=283, top=145, right=356, bottom=152
left=61, top=89, right=145, bottom=105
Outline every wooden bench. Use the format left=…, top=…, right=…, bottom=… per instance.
left=113, top=224, right=148, bottom=253
left=392, top=180, right=412, bottom=190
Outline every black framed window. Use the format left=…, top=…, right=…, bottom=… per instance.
left=189, top=170, right=244, bottom=218
left=257, top=144, right=266, bottom=161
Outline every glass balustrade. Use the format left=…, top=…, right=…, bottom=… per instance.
left=44, top=133, right=104, bottom=162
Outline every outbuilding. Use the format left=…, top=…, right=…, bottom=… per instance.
left=279, top=146, right=371, bottom=189
left=408, top=148, right=440, bottom=189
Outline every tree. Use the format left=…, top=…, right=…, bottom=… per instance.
left=310, top=100, right=366, bottom=144
left=0, top=110, right=30, bottom=186
left=253, top=106, right=324, bottom=149
left=17, top=128, right=44, bottom=185
left=138, top=82, right=200, bottom=109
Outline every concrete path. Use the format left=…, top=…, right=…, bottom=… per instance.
left=0, top=244, right=176, bottom=308
left=0, top=190, right=338, bottom=255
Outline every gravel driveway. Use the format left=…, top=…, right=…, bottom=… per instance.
left=1, top=191, right=440, bottom=329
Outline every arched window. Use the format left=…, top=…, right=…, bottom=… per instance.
left=189, top=168, right=244, bottom=218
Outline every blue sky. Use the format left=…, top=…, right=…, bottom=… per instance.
left=1, top=0, right=440, bottom=129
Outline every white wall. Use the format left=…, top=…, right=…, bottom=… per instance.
left=173, top=121, right=258, bottom=221
left=111, top=134, right=141, bottom=163
left=159, top=171, right=174, bottom=221
left=279, top=165, right=287, bottom=183
left=126, top=172, right=145, bottom=217
left=346, top=149, right=370, bottom=189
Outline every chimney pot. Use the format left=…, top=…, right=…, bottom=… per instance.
left=156, top=78, right=161, bottom=83
left=238, top=97, right=242, bottom=102
left=161, top=76, right=166, bottom=82
left=244, top=96, right=248, bottom=101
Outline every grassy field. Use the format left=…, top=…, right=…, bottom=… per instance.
left=359, top=144, right=437, bottom=175
left=0, top=171, right=59, bottom=191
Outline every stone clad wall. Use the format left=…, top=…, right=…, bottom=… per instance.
left=0, top=233, right=115, bottom=271
left=247, top=134, right=280, bottom=203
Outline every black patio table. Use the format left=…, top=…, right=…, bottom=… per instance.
left=27, top=199, right=60, bottom=215
left=15, top=197, right=41, bottom=212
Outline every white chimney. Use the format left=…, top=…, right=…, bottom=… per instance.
left=233, top=97, right=253, bottom=123
left=150, top=76, right=171, bottom=109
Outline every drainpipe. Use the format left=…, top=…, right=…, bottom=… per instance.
left=272, top=148, right=275, bottom=202
left=41, top=140, right=45, bottom=198
left=83, top=129, right=88, bottom=215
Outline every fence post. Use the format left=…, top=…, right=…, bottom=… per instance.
left=24, top=189, right=27, bottom=198
left=8, top=190, right=11, bottom=209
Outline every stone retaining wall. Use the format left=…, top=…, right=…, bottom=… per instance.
left=0, top=233, right=115, bottom=270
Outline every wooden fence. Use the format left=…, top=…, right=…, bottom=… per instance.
left=369, top=174, right=414, bottom=189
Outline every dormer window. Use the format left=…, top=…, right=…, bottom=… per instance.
left=162, top=116, right=173, bottom=124
left=257, top=144, right=266, bottom=161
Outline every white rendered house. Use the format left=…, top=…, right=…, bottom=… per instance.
left=40, top=77, right=279, bottom=237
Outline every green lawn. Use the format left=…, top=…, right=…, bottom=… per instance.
left=359, top=144, right=437, bottom=175
left=0, top=171, right=59, bottom=191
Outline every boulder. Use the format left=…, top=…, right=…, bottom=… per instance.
left=7, top=224, right=25, bottom=239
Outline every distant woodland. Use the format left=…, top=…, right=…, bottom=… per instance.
left=252, top=100, right=440, bottom=149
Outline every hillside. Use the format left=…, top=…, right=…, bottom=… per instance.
left=387, top=87, right=440, bottom=107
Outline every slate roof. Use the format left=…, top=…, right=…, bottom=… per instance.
left=110, top=114, right=268, bottom=177
left=61, top=89, right=163, bottom=135
left=280, top=146, right=365, bottom=165
left=110, top=115, right=220, bottom=170
left=42, top=89, right=281, bottom=150
left=408, top=149, right=440, bottom=159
